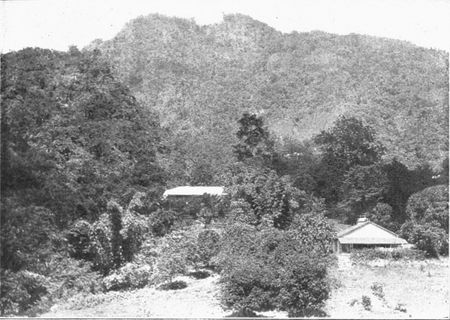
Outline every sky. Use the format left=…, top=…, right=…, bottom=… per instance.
left=1, top=0, right=450, bottom=53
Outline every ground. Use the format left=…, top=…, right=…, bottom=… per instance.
left=325, top=254, right=449, bottom=319
left=41, top=256, right=449, bottom=318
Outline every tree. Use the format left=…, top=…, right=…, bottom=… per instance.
left=405, top=185, right=449, bottom=233
left=233, top=113, right=276, bottom=166
left=366, top=203, right=397, bottom=231
left=313, top=116, right=385, bottom=203
left=339, top=164, right=388, bottom=224
left=224, top=165, right=303, bottom=229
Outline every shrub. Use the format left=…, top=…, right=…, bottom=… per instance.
left=289, top=213, right=335, bottom=256
left=121, top=211, right=148, bottom=262
left=188, top=270, right=210, bottom=279
left=401, top=222, right=447, bottom=258
left=224, top=165, right=305, bottom=229
left=350, top=248, right=425, bottom=263
left=148, top=209, right=176, bottom=237
left=30, top=255, right=103, bottom=315
left=103, top=262, right=152, bottom=291
left=395, top=303, right=407, bottom=313
left=89, top=213, right=114, bottom=274
left=196, top=229, right=221, bottom=267
left=0, top=269, right=47, bottom=316
left=361, top=295, right=372, bottom=311
left=217, top=224, right=332, bottom=317
left=409, top=224, right=446, bottom=258
left=66, top=220, right=93, bottom=261
left=154, top=229, right=199, bottom=283
left=370, top=282, right=385, bottom=300
left=406, top=185, right=449, bottom=232
left=157, top=280, right=187, bottom=291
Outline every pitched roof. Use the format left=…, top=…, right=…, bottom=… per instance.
left=339, top=237, right=407, bottom=244
left=162, top=186, right=225, bottom=198
left=337, top=221, right=370, bottom=238
left=337, top=220, right=408, bottom=245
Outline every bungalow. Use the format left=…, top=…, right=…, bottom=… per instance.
left=334, top=217, right=407, bottom=253
left=162, top=186, right=226, bottom=198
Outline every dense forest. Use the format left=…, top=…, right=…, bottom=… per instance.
left=0, top=14, right=448, bottom=317
left=89, top=13, right=448, bottom=184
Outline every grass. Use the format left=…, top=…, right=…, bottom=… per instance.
left=325, top=254, right=449, bottom=318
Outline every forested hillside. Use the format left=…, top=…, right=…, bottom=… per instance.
left=88, top=13, right=449, bottom=184
left=1, top=13, right=448, bottom=317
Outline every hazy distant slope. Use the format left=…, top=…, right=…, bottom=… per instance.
left=87, top=13, right=448, bottom=181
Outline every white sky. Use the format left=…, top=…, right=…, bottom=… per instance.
left=1, top=0, right=450, bottom=53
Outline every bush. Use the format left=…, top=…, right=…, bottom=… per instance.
left=66, top=220, right=93, bottom=261
left=361, top=295, right=372, bottom=311
left=103, top=262, right=152, bottom=291
left=188, top=270, right=210, bottom=279
left=408, top=224, right=446, bottom=258
left=350, top=248, right=425, bottom=263
left=157, top=280, right=187, bottom=291
left=30, top=255, right=103, bottom=315
left=196, top=229, right=221, bottom=267
left=217, top=224, right=332, bottom=317
left=148, top=209, right=176, bottom=237
left=406, top=185, right=449, bottom=232
left=154, top=229, right=199, bottom=283
left=370, top=282, right=385, bottom=300
left=121, top=210, right=148, bottom=262
left=89, top=213, right=114, bottom=274
left=395, top=303, right=407, bottom=313
left=0, top=269, right=47, bottom=316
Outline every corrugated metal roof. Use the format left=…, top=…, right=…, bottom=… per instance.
left=162, top=186, right=225, bottom=198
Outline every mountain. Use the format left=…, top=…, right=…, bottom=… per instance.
left=87, top=13, right=449, bottom=183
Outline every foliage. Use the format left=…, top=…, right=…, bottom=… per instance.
left=405, top=185, right=449, bottom=232
left=196, top=230, right=221, bottom=267
left=400, top=185, right=449, bottom=257
left=313, top=116, right=385, bottom=204
left=66, top=220, right=94, bottom=261
left=395, top=303, right=407, bottom=313
left=154, top=229, right=199, bottom=283
left=0, top=269, right=47, bottom=316
left=339, top=164, right=388, bottom=223
left=31, top=255, right=103, bottom=314
left=92, top=14, right=448, bottom=186
left=102, top=262, right=152, bottom=291
left=224, top=164, right=305, bottom=229
left=366, top=203, right=398, bottom=231
left=289, top=213, right=335, bottom=255
left=0, top=255, right=103, bottom=316
left=157, top=280, right=188, bottom=291
left=233, top=112, right=276, bottom=166
left=400, top=223, right=447, bottom=258
left=370, top=282, right=385, bottom=300
left=0, top=202, right=58, bottom=271
left=361, top=295, right=372, bottom=311
left=121, top=200, right=149, bottom=262
left=148, top=209, right=177, bottom=237
left=217, top=224, right=332, bottom=316
left=350, top=248, right=426, bottom=263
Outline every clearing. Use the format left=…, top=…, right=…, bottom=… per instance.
left=41, top=256, right=448, bottom=318
left=324, top=254, right=449, bottom=318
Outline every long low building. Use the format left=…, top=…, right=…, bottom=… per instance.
left=334, top=217, right=408, bottom=253
left=162, top=186, right=226, bottom=198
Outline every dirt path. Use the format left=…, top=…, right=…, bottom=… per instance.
left=42, top=274, right=227, bottom=317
